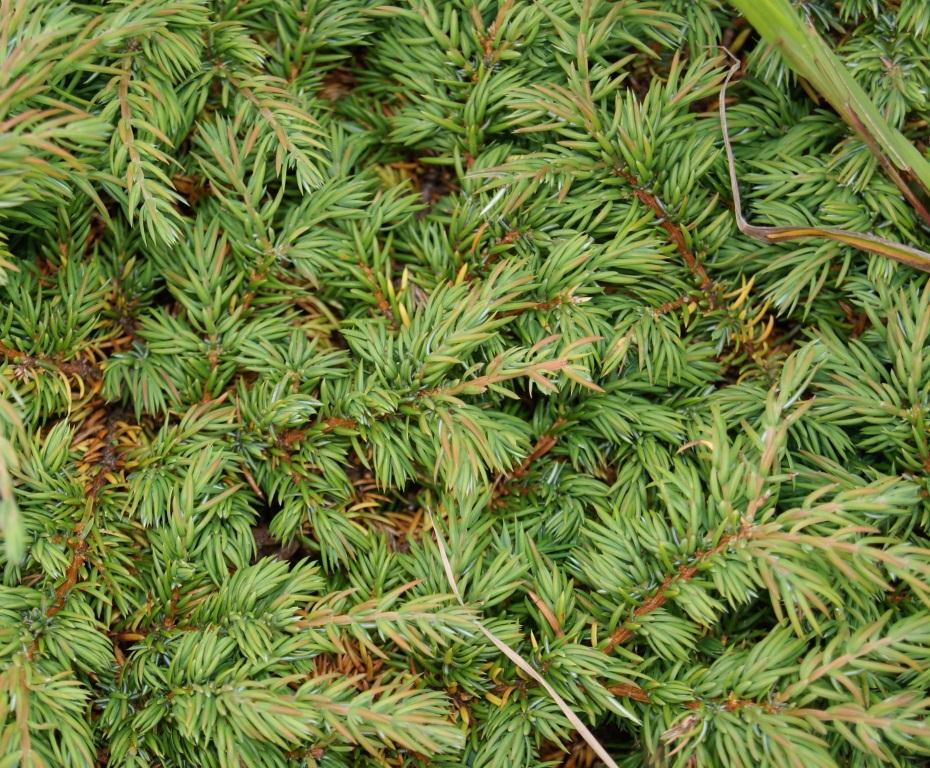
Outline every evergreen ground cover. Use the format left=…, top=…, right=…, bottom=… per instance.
left=2, top=1, right=930, bottom=766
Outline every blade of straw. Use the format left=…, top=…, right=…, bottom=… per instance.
left=719, top=56, right=930, bottom=273
left=427, top=510, right=626, bottom=768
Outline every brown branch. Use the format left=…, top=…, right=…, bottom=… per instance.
left=501, top=292, right=588, bottom=318
left=88, top=409, right=124, bottom=496
left=608, top=682, right=784, bottom=712
left=425, top=337, right=606, bottom=398
left=526, top=588, right=565, bottom=637
left=653, top=293, right=700, bottom=318
left=491, top=418, right=566, bottom=503
left=515, top=434, right=559, bottom=477
left=46, top=535, right=87, bottom=619
left=615, top=169, right=715, bottom=299
left=162, top=585, right=181, bottom=629
left=240, top=461, right=264, bottom=499
left=607, top=683, right=651, bottom=703
left=603, top=527, right=749, bottom=653
left=272, top=418, right=359, bottom=452
left=42, top=405, right=136, bottom=631
left=513, top=420, right=565, bottom=478
left=359, top=262, right=395, bottom=328
left=0, top=340, right=100, bottom=380
left=323, top=417, right=358, bottom=431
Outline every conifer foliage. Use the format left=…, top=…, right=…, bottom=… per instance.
left=2, top=0, right=930, bottom=766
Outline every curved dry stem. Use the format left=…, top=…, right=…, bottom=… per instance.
left=719, top=58, right=930, bottom=274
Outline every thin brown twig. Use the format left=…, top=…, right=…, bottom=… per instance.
left=491, top=418, right=566, bottom=502
left=603, top=527, right=749, bottom=653
left=526, top=588, right=565, bottom=637
left=608, top=683, right=651, bottom=703
left=615, top=169, right=716, bottom=299
left=46, top=535, right=87, bottom=619
left=653, top=293, right=701, bottom=318
left=0, top=340, right=100, bottom=380
left=359, top=262, right=396, bottom=328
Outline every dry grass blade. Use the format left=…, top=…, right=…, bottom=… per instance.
left=428, top=510, right=629, bottom=768
left=719, top=59, right=930, bottom=273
